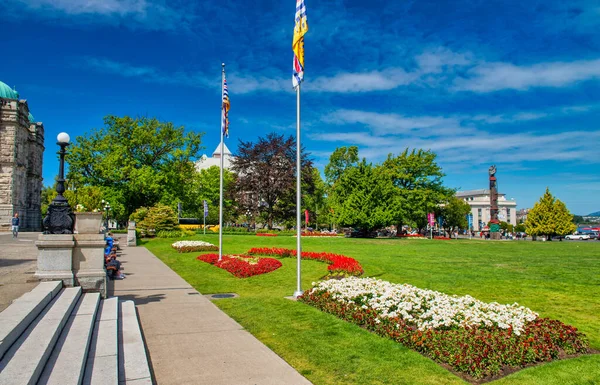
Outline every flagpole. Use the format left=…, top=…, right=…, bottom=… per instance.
left=218, top=63, right=225, bottom=262
left=293, top=83, right=303, bottom=298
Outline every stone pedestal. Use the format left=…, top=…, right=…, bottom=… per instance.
left=127, top=221, right=136, bottom=247
left=73, top=234, right=107, bottom=297
left=34, top=234, right=75, bottom=286
left=75, top=212, right=103, bottom=234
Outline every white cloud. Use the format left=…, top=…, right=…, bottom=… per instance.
left=321, top=109, right=467, bottom=136
left=10, top=0, right=191, bottom=31
left=453, top=59, right=600, bottom=92
left=307, top=69, right=418, bottom=93
left=313, top=108, right=600, bottom=168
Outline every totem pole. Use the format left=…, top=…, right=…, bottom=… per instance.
left=488, top=165, right=501, bottom=240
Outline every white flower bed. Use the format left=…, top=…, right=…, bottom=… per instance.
left=309, top=277, right=538, bottom=335
left=171, top=240, right=218, bottom=252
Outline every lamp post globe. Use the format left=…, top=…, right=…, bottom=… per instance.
left=57, top=132, right=70, bottom=144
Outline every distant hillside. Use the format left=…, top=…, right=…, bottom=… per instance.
left=588, top=211, right=600, bottom=217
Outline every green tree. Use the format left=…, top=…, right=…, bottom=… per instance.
left=66, top=115, right=203, bottom=223
left=500, top=221, right=515, bottom=233
left=328, top=159, right=394, bottom=231
left=193, top=166, right=236, bottom=225
left=514, top=223, right=526, bottom=233
left=304, top=168, right=328, bottom=229
left=438, top=197, right=472, bottom=237
left=525, top=188, right=576, bottom=240
left=554, top=199, right=577, bottom=238
left=572, top=215, right=584, bottom=225
left=324, top=146, right=359, bottom=186
left=383, top=149, right=454, bottom=231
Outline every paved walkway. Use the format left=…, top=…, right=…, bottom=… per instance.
left=110, top=243, right=312, bottom=385
left=0, top=232, right=40, bottom=312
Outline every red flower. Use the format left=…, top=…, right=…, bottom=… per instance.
left=247, top=247, right=364, bottom=276
left=197, top=254, right=282, bottom=278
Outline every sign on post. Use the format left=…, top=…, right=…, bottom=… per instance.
left=427, top=213, right=435, bottom=227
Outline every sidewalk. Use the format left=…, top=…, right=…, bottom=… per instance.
left=0, top=232, right=40, bottom=312
left=109, top=243, right=312, bottom=385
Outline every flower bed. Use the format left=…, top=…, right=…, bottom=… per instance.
left=247, top=247, right=363, bottom=277
left=256, top=233, right=278, bottom=237
left=300, top=277, right=589, bottom=379
left=171, top=240, right=218, bottom=253
left=197, top=253, right=282, bottom=278
left=300, top=231, right=339, bottom=237
left=397, top=234, right=426, bottom=239
left=434, top=236, right=452, bottom=240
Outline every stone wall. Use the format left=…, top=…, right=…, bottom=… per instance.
left=0, top=97, right=44, bottom=231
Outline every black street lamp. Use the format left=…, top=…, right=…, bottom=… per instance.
left=42, top=132, right=75, bottom=234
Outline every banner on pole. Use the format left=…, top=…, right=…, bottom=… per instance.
left=305, top=209, right=309, bottom=225
left=204, top=200, right=208, bottom=218
left=467, top=213, right=473, bottom=229
left=427, top=212, right=435, bottom=226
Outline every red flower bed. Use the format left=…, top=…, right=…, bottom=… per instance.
left=396, top=234, right=426, bottom=238
left=256, top=233, right=278, bottom=237
left=247, top=247, right=363, bottom=276
left=300, top=231, right=338, bottom=237
left=197, top=253, right=282, bottom=278
left=434, top=236, right=452, bottom=240
left=300, top=290, right=590, bottom=380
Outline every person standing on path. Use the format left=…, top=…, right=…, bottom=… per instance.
left=11, top=213, right=19, bottom=238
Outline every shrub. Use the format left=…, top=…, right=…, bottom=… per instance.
left=138, top=203, right=178, bottom=236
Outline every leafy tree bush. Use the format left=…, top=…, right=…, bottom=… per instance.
left=500, top=221, right=514, bottom=232
left=525, top=188, right=576, bottom=240
left=138, top=204, right=178, bottom=236
left=66, top=115, right=203, bottom=223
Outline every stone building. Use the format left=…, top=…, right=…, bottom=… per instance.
left=456, top=189, right=517, bottom=231
left=0, top=80, right=44, bottom=231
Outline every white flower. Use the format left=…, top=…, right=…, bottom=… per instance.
left=309, top=277, right=538, bottom=335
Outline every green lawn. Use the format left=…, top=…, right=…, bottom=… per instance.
left=143, top=235, right=600, bottom=384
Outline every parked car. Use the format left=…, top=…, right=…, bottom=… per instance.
left=585, top=231, right=599, bottom=240
left=565, top=233, right=591, bottom=240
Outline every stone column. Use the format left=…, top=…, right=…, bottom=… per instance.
left=127, top=221, right=136, bottom=246
left=34, top=234, right=75, bottom=286
left=73, top=234, right=107, bottom=297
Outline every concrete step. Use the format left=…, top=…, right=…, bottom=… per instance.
left=83, top=297, right=119, bottom=385
left=0, top=282, right=152, bottom=385
left=38, top=293, right=101, bottom=385
left=0, top=287, right=81, bottom=385
left=118, top=301, right=152, bottom=385
left=0, top=281, right=62, bottom=360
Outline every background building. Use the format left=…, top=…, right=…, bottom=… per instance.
left=456, top=189, right=517, bottom=231
left=195, top=142, right=234, bottom=171
left=0, top=81, right=44, bottom=231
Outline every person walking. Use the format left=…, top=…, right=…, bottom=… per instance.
left=11, top=213, right=20, bottom=238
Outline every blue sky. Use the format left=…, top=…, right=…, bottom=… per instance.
left=1, top=0, right=599, bottom=215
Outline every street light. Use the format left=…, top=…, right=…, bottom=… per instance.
left=42, top=132, right=75, bottom=234
left=102, top=200, right=111, bottom=233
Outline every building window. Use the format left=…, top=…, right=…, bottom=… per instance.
left=507, top=209, right=511, bottom=222
left=478, top=208, right=482, bottom=218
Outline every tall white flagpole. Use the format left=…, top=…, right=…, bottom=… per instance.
left=293, top=83, right=303, bottom=298
left=218, top=63, right=225, bottom=262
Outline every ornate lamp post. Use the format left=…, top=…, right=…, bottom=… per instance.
left=42, top=133, right=75, bottom=234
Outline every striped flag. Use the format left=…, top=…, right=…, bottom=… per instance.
left=221, top=74, right=230, bottom=138
left=292, top=0, right=308, bottom=89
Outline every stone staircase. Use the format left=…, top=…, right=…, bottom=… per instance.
left=0, top=281, right=153, bottom=385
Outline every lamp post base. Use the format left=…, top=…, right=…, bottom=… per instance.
left=293, top=290, right=304, bottom=298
